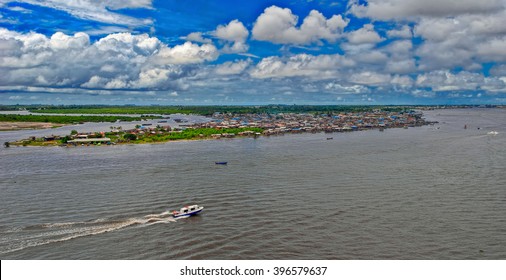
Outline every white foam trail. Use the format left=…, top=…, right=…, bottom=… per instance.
left=0, top=211, right=177, bottom=255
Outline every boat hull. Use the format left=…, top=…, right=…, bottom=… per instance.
left=172, top=208, right=203, bottom=218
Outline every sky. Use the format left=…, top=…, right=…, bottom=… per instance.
left=1, top=0, right=506, bottom=105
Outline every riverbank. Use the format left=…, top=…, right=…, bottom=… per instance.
left=5, top=127, right=265, bottom=147
left=4, top=109, right=435, bottom=147
left=0, top=114, right=145, bottom=124
left=0, top=122, right=64, bottom=131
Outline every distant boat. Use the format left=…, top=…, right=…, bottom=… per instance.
left=172, top=205, right=204, bottom=218
left=487, top=131, right=499, bottom=135
left=215, top=161, right=228, bottom=165
left=326, top=137, right=333, bottom=140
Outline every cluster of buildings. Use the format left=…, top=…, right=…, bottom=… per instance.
left=26, top=110, right=433, bottom=146
left=193, top=110, right=433, bottom=135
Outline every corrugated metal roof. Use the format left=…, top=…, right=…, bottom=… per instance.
left=67, top=138, right=111, bottom=143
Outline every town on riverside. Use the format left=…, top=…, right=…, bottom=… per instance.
left=4, top=108, right=437, bottom=147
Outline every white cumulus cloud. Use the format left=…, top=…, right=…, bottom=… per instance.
left=215, top=59, right=251, bottom=75
left=154, top=42, right=218, bottom=65
left=349, top=0, right=504, bottom=20
left=2, top=0, right=153, bottom=26
left=214, top=19, right=249, bottom=43
left=250, top=53, right=354, bottom=79
left=183, top=32, right=212, bottom=44
left=213, top=19, right=249, bottom=53
left=415, top=70, right=505, bottom=92
left=347, top=24, right=384, bottom=45
left=252, top=6, right=348, bottom=45
left=349, top=71, right=391, bottom=86
left=0, top=29, right=219, bottom=92
left=387, top=25, right=412, bottom=39
left=477, top=36, right=506, bottom=62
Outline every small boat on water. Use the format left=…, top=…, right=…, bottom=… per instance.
left=172, top=205, right=204, bottom=218
left=487, top=131, right=499, bottom=135
left=215, top=161, right=228, bottom=165
left=326, top=137, right=333, bottom=140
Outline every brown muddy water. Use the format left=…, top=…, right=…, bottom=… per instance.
left=0, top=108, right=505, bottom=259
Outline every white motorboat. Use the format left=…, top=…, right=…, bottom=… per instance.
left=172, top=205, right=204, bottom=218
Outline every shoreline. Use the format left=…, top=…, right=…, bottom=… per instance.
left=0, top=121, right=66, bottom=131
left=4, top=136, right=218, bottom=148
left=3, top=109, right=436, bottom=147
left=4, top=124, right=431, bottom=148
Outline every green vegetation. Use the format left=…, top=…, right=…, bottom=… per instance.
left=127, top=127, right=263, bottom=144
left=36, top=106, right=193, bottom=115
left=1, top=104, right=431, bottom=116
left=0, top=114, right=143, bottom=124
left=60, top=136, right=70, bottom=144
left=123, top=133, right=137, bottom=141
left=6, top=127, right=264, bottom=147
left=8, top=137, right=58, bottom=147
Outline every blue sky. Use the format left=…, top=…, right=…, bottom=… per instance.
left=1, top=0, right=506, bottom=105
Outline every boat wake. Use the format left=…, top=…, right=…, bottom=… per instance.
left=0, top=211, right=177, bottom=255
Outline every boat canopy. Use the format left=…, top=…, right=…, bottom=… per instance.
left=180, top=205, right=199, bottom=212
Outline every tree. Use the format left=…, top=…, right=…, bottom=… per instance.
left=124, top=133, right=137, bottom=141
left=71, top=129, right=78, bottom=135
left=4, top=142, right=9, bottom=148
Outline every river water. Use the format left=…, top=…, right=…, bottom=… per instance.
left=0, top=108, right=505, bottom=259
left=0, top=112, right=209, bottom=143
